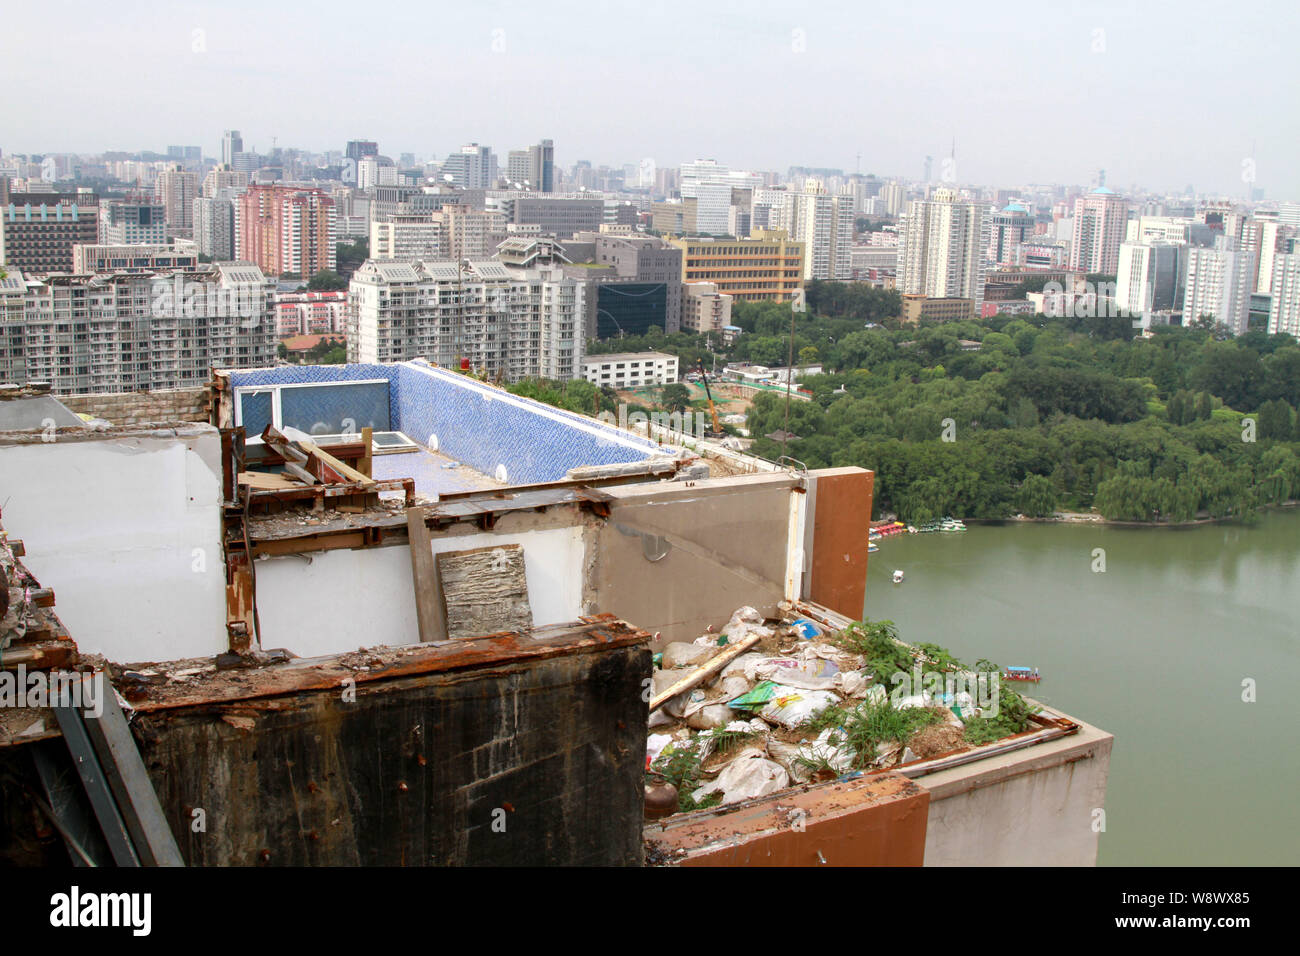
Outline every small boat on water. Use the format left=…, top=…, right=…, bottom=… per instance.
left=892, top=569, right=904, bottom=583
left=868, top=542, right=880, bottom=553
left=917, top=516, right=968, bottom=533
left=1003, top=666, right=1040, bottom=682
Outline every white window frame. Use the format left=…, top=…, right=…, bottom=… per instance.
left=234, top=378, right=390, bottom=441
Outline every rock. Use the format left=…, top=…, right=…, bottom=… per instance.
left=721, top=652, right=767, bottom=680
left=719, top=676, right=751, bottom=700
left=687, top=704, right=734, bottom=730
left=662, top=642, right=716, bottom=669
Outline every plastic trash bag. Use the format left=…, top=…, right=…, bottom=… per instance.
left=691, top=746, right=790, bottom=806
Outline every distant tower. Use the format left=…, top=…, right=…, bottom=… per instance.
left=924, top=155, right=933, bottom=183
left=1097, top=168, right=1106, bottom=188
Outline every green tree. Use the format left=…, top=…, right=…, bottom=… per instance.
left=1014, top=474, right=1057, bottom=517
left=307, top=270, right=347, bottom=291
left=660, top=383, right=692, bottom=414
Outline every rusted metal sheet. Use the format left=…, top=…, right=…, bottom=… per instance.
left=129, top=620, right=651, bottom=866
left=124, top=615, right=648, bottom=714
left=645, top=771, right=929, bottom=866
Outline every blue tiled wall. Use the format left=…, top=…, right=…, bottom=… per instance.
left=230, top=362, right=672, bottom=485
left=395, top=362, right=668, bottom=484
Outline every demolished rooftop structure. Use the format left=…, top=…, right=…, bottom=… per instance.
left=0, top=364, right=1111, bottom=866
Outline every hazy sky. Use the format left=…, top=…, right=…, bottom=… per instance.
left=6, top=0, right=1296, bottom=198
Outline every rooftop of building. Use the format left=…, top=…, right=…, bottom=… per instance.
left=583, top=351, right=678, bottom=365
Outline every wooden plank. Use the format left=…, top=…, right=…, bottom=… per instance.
left=300, top=439, right=375, bottom=486
left=435, top=544, right=531, bottom=641
left=649, top=632, right=764, bottom=713
left=406, top=509, right=447, bottom=643
left=283, top=462, right=318, bottom=485
left=359, top=427, right=373, bottom=478
left=238, top=471, right=304, bottom=490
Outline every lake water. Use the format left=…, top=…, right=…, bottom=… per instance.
left=863, top=510, right=1300, bottom=866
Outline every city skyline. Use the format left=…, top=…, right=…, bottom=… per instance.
left=2, top=1, right=1295, bottom=198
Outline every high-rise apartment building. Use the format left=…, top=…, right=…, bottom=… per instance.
left=235, top=185, right=337, bottom=278
left=0, top=263, right=275, bottom=393
left=1268, top=253, right=1300, bottom=337
left=897, top=188, right=992, bottom=312
left=193, top=196, right=236, bottom=260
left=1068, top=187, right=1130, bottom=274
left=1183, top=239, right=1256, bottom=335
left=99, top=199, right=167, bottom=245
left=370, top=214, right=448, bottom=261
left=347, top=259, right=584, bottom=380
left=0, top=192, right=100, bottom=272
left=202, top=166, right=249, bottom=198
left=155, top=166, right=199, bottom=239
left=989, top=202, right=1034, bottom=265
left=786, top=181, right=855, bottom=280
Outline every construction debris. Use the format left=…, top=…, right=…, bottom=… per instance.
left=642, top=604, right=1047, bottom=818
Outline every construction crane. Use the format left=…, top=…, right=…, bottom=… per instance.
left=695, top=359, right=725, bottom=439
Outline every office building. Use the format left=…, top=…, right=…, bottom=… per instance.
left=0, top=192, right=100, bottom=272
left=72, top=244, right=199, bottom=274
left=990, top=203, right=1034, bottom=265
left=681, top=281, right=733, bottom=334
left=669, top=232, right=805, bottom=302
left=98, top=199, right=167, bottom=245
left=441, top=144, right=497, bottom=190
left=581, top=351, right=679, bottom=389
left=1116, top=240, right=1187, bottom=325
left=222, top=131, right=243, bottom=167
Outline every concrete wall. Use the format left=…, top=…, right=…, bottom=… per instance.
left=919, top=717, right=1114, bottom=866
left=0, top=426, right=229, bottom=663
left=590, top=473, right=796, bottom=640
left=255, top=524, right=586, bottom=658
left=55, top=387, right=211, bottom=425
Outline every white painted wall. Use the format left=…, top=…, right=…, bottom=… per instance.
left=1, top=430, right=229, bottom=663
left=921, top=726, right=1113, bottom=866
left=255, top=525, right=587, bottom=658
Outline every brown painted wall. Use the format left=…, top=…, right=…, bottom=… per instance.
left=808, top=467, right=873, bottom=620
left=645, top=772, right=928, bottom=866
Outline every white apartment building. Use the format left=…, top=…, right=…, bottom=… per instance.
left=193, top=196, right=235, bottom=260
left=201, top=167, right=249, bottom=199
left=348, top=259, right=584, bottom=381
left=681, top=281, right=732, bottom=334
left=896, top=188, right=992, bottom=311
left=1184, top=240, right=1256, bottom=336
left=581, top=351, right=678, bottom=389
left=785, top=181, right=855, bottom=281
left=1268, top=253, right=1300, bottom=337
left=0, top=263, right=276, bottom=394
left=154, top=167, right=198, bottom=239
left=370, top=214, right=447, bottom=261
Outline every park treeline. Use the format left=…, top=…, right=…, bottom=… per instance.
left=742, top=306, right=1300, bottom=524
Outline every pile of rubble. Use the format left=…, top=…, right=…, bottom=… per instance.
left=644, top=606, right=984, bottom=817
